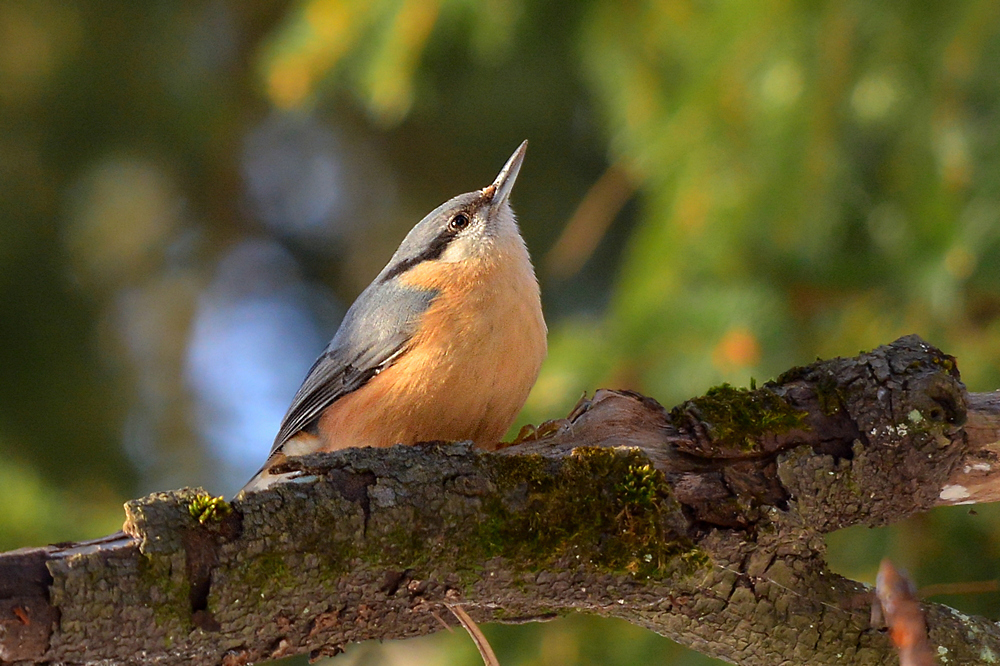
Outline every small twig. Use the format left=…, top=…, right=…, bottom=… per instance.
left=875, top=559, right=937, bottom=666
left=430, top=610, right=454, bottom=633
left=446, top=604, right=500, bottom=666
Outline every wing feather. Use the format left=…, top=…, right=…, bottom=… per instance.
left=270, top=281, right=436, bottom=453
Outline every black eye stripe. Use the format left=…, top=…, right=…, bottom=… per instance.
left=380, top=221, right=465, bottom=282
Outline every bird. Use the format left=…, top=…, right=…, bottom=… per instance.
left=241, top=141, right=546, bottom=492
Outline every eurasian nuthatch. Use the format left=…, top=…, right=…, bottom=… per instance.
left=243, top=141, right=546, bottom=491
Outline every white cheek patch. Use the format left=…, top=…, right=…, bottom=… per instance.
left=439, top=221, right=492, bottom=263
left=437, top=205, right=515, bottom=264
left=439, top=238, right=473, bottom=263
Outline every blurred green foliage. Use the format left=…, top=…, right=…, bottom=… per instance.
left=5, top=0, right=1000, bottom=664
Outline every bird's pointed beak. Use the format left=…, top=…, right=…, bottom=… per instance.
left=484, top=140, right=527, bottom=209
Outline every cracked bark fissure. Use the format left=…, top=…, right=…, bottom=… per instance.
left=3, top=335, right=1000, bottom=665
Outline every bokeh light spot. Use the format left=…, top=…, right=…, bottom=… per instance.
left=712, top=328, right=761, bottom=371
left=935, top=121, right=972, bottom=190
left=851, top=72, right=899, bottom=122
left=242, top=112, right=348, bottom=244
left=64, top=157, right=181, bottom=287
left=185, top=240, right=338, bottom=490
left=0, top=2, right=80, bottom=105
left=944, top=245, right=976, bottom=280
left=759, top=60, right=803, bottom=110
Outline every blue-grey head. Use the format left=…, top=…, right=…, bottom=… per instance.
left=377, top=140, right=529, bottom=282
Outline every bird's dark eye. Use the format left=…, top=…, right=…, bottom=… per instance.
left=448, top=213, right=470, bottom=232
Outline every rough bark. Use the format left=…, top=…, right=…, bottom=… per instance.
left=3, top=335, right=1000, bottom=666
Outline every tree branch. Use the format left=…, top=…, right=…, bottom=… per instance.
left=3, top=335, right=999, bottom=665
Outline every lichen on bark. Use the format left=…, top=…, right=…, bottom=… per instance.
left=4, top=335, right=998, bottom=666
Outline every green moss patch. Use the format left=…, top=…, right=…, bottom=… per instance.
left=475, top=447, right=699, bottom=578
left=673, top=383, right=807, bottom=454
left=187, top=493, right=232, bottom=525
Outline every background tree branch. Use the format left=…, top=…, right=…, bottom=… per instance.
left=3, top=335, right=1000, bottom=665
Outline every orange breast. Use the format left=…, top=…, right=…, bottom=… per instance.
left=313, top=238, right=546, bottom=451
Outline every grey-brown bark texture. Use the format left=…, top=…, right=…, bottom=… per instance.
left=4, top=335, right=1000, bottom=666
